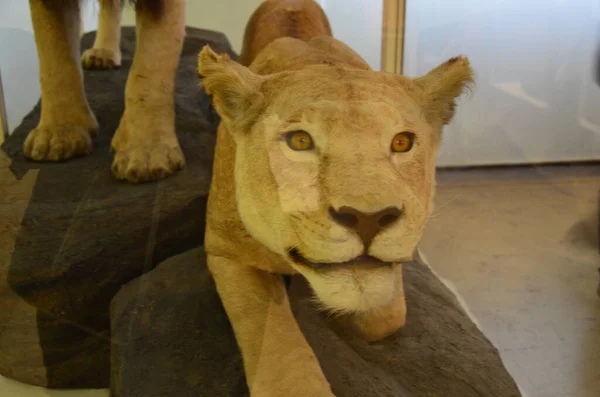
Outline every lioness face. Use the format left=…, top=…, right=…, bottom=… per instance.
left=200, top=48, right=472, bottom=314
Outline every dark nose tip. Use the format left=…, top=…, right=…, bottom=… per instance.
left=329, top=206, right=402, bottom=248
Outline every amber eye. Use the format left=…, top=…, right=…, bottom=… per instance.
left=284, top=130, right=314, bottom=151
left=391, top=132, right=415, bottom=153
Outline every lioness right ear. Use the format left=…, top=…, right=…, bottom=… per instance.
left=198, top=45, right=263, bottom=123
left=413, top=56, right=474, bottom=127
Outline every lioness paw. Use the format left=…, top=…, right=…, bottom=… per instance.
left=111, top=143, right=185, bottom=183
left=24, top=125, right=94, bottom=162
left=82, top=48, right=121, bottom=69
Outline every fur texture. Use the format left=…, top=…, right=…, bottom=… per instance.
left=27, top=0, right=184, bottom=182
left=238, top=0, right=332, bottom=66
left=198, top=0, right=473, bottom=395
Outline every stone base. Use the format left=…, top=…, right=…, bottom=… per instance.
left=0, top=26, right=234, bottom=389
left=110, top=247, right=522, bottom=397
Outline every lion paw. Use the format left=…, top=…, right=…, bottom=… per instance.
left=111, top=143, right=185, bottom=183
left=82, top=48, right=121, bottom=69
left=23, top=125, right=94, bottom=162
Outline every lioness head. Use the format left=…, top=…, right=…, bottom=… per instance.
left=199, top=42, right=473, bottom=316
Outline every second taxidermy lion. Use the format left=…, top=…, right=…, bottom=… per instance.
left=198, top=0, right=474, bottom=396
left=26, top=0, right=185, bottom=182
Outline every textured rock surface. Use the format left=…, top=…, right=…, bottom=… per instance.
left=111, top=247, right=522, bottom=397
left=111, top=248, right=248, bottom=397
left=0, top=26, right=234, bottom=388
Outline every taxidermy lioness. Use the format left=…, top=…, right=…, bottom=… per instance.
left=26, top=0, right=185, bottom=182
left=198, top=0, right=473, bottom=395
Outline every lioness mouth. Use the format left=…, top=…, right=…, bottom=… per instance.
left=288, top=248, right=393, bottom=270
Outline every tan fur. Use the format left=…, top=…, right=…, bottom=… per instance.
left=238, top=0, right=332, bottom=66
left=26, top=0, right=99, bottom=162
left=199, top=0, right=473, bottom=395
left=26, top=0, right=185, bottom=182
left=81, top=0, right=122, bottom=69
left=109, top=0, right=185, bottom=181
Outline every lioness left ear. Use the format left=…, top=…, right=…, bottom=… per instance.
left=413, top=56, right=474, bottom=126
left=198, top=45, right=263, bottom=124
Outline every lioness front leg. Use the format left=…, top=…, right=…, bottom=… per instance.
left=111, top=0, right=185, bottom=182
left=25, top=0, right=99, bottom=162
left=207, top=255, right=335, bottom=397
left=82, top=0, right=122, bottom=69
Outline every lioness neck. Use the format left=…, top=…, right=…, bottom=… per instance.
left=239, top=0, right=332, bottom=66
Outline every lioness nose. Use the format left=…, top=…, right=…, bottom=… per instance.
left=328, top=206, right=402, bottom=248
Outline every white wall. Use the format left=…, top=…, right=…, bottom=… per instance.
left=121, top=0, right=262, bottom=54
left=322, top=0, right=382, bottom=70
left=404, top=0, right=600, bottom=166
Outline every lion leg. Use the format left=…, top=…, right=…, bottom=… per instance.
left=82, top=0, right=122, bottom=69
left=207, top=255, right=335, bottom=397
left=110, top=0, right=185, bottom=182
left=25, top=0, right=99, bottom=162
left=336, top=264, right=407, bottom=341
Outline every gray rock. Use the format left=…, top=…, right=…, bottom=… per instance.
left=111, top=247, right=522, bottom=397
left=0, top=26, right=234, bottom=388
